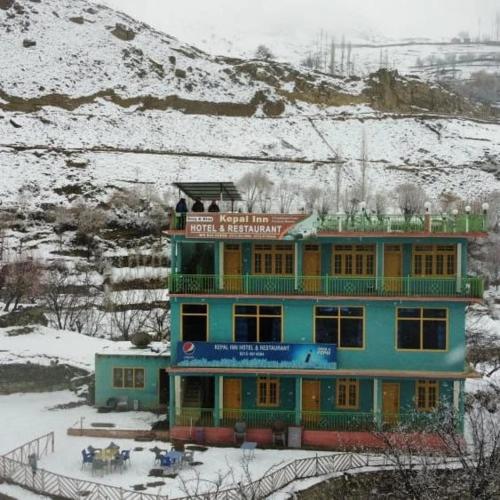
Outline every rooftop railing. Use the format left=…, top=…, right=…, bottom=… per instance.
left=318, top=213, right=487, bottom=233
left=168, top=274, right=484, bottom=298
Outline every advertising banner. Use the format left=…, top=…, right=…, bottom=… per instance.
left=176, top=341, right=337, bottom=370
left=185, top=213, right=306, bottom=239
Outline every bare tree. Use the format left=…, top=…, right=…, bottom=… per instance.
left=254, top=44, right=274, bottom=61
left=371, top=191, right=388, bottom=221
left=303, top=186, right=322, bottom=213
left=109, top=290, right=152, bottom=340
left=0, top=253, right=43, bottom=311
left=275, top=180, right=298, bottom=214
left=73, top=202, right=106, bottom=260
left=360, top=128, right=369, bottom=202
left=328, top=38, right=336, bottom=74
left=238, top=171, right=273, bottom=212
left=395, top=183, right=426, bottom=220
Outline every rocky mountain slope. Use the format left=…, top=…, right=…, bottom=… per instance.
left=0, top=0, right=499, bottom=209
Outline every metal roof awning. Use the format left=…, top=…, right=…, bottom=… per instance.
left=173, top=182, right=243, bottom=202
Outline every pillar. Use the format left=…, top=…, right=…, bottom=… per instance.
left=295, top=241, right=302, bottom=289
left=456, top=243, right=462, bottom=293
left=168, top=374, right=176, bottom=427
left=376, top=242, right=384, bottom=289
left=295, top=377, right=302, bottom=425
left=214, top=375, right=222, bottom=426
left=218, top=241, right=224, bottom=290
left=373, top=378, right=382, bottom=430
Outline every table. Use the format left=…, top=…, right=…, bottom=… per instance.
left=240, top=441, right=257, bottom=459
left=166, top=451, right=184, bottom=466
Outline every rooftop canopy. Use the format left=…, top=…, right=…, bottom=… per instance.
left=173, top=182, right=243, bottom=202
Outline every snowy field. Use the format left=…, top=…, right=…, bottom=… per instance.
left=0, top=391, right=323, bottom=498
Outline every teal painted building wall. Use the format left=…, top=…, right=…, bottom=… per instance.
left=95, top=354, right=169, bottom=411
left=170, top=297, right=466, bottom=373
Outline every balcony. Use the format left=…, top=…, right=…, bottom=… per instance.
left=168, top=274, right=484, bottom=299
left=318, top=213, right=487, bottom=234
left=174, top=407, right=452, bottom=432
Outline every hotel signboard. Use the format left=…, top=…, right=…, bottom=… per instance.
left=185, top=213, right=306, bottom=239
left=176, top=341, right=337, bottom=370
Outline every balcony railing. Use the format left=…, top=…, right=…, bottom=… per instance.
left=318, top=214, right=486, bottom=233
left=168, top=274, right=484, bottom=298
left=174, top=408, right=454, bottom=432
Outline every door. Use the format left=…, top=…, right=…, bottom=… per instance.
left=302, top=380, right=321, bottom=427
left=384, top=245, right=402, bottom=293
left=382, top=383, right=400, bottom=426
left=224, top=244, right=242, bottom=292
left=303, top=244, right=321, bottom=293
left=158, top=369, right=169, bottom=407
left=223, top=378, right=241, bottom=423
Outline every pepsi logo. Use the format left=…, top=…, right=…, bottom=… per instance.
left=183, top=342, right=195, bottom=354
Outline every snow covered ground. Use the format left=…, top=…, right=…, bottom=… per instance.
left=0, top=391, right=323, bottom=498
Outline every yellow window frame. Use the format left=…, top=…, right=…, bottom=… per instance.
left=416, top=380, right=439, bottom=411
left=412, top=244, right=456, bottom=276
left=233, top=304, right=283, bottom=342
left=332, top=244, right=375, bottom=276
left=253, top=244, right=294, bottom=275
left=314, top=306, right=365, bottom=349
left=112, top=367, right=145, bottom=389
left=181, top=303, right=209, bottom=342
left=396, top=308, right=448, bottom=352
left=336, top=378, right=359, bottom=409
left=257, top=378, right=280, bottom=407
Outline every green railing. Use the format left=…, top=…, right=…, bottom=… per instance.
left=168, top=274, right=484, bottom=298
left=175, top=408, right=459, bottom=432
left=318, top=214, right=487, bottom=233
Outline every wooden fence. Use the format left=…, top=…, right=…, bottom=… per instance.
left=0, top=431, right=386, bottom=500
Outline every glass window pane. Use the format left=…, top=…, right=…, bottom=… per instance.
left=316, top=306, right=338, bottom=317
left=259, top=317, right=281, bottom=342
left=183, top=315, right=207, bottom=341
left=366, top=255, right=374, bottom=275
left=398, top=308, right=420, bottom=318
left=345, top=255, right=353, bottom=274
left=258, top=382, right=267, bottom=404
left=235, top=317, right=257, bottom=342
left=423, top=320, right=446, bottom=350
left=423, top=309, right=446, bottom=318
left=340, top=318, right=363, bottom=348
left=348, top=384, right=357, bottom=406
left=316, top=318, right=338, bottom=344
left=425, top=255, right=433, bottom=275
left=134, top=369, right=144, bottom=388
left=124, top=368, right=134, bottom=388
left=340, top=307, right=363, bottom=317
left=436, top=255, right=444, bottom=275
left=447, top=255, right=455, bottom=275
left=355, top=254, right=363, bottom=274
left=414, top=255, right=422, bottom=274
left=285, top=255, right=294, bottom=274
left=182, top=304, right=207, bottom=314
left=113, top=368, right=123, bottom=387
left=259, top=306, right=281, bottom=316
left=334, top=255, right=342, bottom=274
left=264, top=254, right=272, bottom=274
left=254, top=254, right=261, bottom=273
left=235, top=305, right=257, bottom=315
left=398, top=320, right=420, bottom=349
left=275, top=254, right=283, bottom=274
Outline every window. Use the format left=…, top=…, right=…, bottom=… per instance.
left=182, top=304, right=208, bottom=341
left=315, top=306, right=364, bottom=348
left=113, top=368, right=145, bottom=389
left=332, top=245, right=375, bottom=276
left=257, top=378, right=279, bottom=406
left=234, top=305, right=282, bottom=342
left=336, top=378, right=359, bottom=409
left=416, top=380, right=439, bottom=411
left=413, top=245, right=456, bottom=276
left=254, top=244, right=294, bottom=275
left=397, top=308, right=447, bottom=350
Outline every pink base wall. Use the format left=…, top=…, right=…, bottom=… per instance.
left=170, top=426, right=450, bottom=452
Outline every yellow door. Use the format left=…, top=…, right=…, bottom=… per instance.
left=382, top=383, right=400, bottom=426
left=224, top=244, right=242, bottom=292
left=384, top=245, right=402, bottom=293
left=303, top=245, right=321, bottom=293
left=302, top=380, right=321, bottom=426
left=223, top=378, right=241, bottom=423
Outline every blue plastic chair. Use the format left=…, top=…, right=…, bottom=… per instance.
left=81, top=449, right=93, bottom=469
left=120, top=449, right=131, bottom=466
left=159, top=455, right=172, bottom=467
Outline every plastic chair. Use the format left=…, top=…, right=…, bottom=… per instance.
left=272, top=420, right=287, bottom=447
left=234, top=422, right=247, bottom=443
left=111, top=455, right=125, bottom=473
left=183, top=450, right=194, bottom=465
left=91, top=459, right=105, bottom=476
left=120, top=449, right=131, bottom=466
left=81, top=449, right=93, bottom=469
left=159, top=455, right=172, bottom=467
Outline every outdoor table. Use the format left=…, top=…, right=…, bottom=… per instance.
left=95, top=447, right=119, bottom=471
left=240, top=441, right=257, bottom=459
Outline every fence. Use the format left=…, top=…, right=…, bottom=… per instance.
left=3, top=431, right=55, bottom=463
left=1, top=432, right=443, bottom=500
